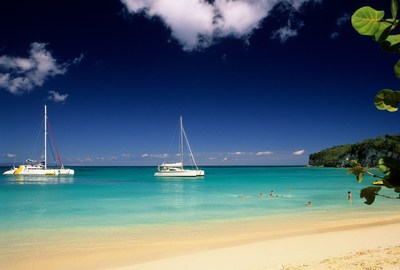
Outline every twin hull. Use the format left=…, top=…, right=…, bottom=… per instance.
left=154, top=169, right=204, bottom=177
left=3, top=166, right=74, bottom=175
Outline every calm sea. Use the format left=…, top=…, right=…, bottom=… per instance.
left=1, top=166, right=398, bottom=233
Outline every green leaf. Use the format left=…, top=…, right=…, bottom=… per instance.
left=379, top=157, right=400, bottom=187
left=378, top=158, right=390, bottom=173
left=373, top=21, right=393, bottom=41
left=349, top=160, right=360, bottom=167
left=352, top=7, right=385, bottom=36
left=347, top=166, right=364, bottom=183
left=381, top=34, right=400, bottom=52
left=387, top=34, right=400, bottom=45
left=394, top=59, right=400, bottom=79
left=360, top=186, right=381, bottom=205
left=392, top=0, right=399, bottom=20
left=374, top=89, right=400, bottom=112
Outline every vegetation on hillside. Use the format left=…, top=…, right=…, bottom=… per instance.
left=309, top=135, right=400, bottom=167
left=309, top=145, right=351, bottom=167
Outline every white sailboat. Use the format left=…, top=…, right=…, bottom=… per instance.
left=154, top=117, right=204, bottom=177
left=3, top=105, right=74, bottom=176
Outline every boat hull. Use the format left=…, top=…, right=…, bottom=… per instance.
left=154, top=169, right=204, bottom=177
left=3, top=166, right=74, bottom=175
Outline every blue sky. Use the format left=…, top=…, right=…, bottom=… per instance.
left=0, top=0, right=399, bottom=166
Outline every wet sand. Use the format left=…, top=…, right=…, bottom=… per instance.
left=1, top=212, right=400, bottom=270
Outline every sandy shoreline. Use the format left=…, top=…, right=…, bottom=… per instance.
left=2, top=213, right=400, bottom=270
left=114, top=220, right=400, bottom=270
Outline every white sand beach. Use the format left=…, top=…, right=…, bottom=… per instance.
left=2, top=213, right=400, bottom=270
left=112, top=220, right=400, bottom=270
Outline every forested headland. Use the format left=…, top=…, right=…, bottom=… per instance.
left=309, top=135, right=400, bottom=167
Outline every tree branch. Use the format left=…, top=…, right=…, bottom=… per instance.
left=365, top=170, right=384, bottom=179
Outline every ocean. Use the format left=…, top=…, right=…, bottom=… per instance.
left=1, top=166, right=398, bottom=231
left=2, top=166, right=400, bottom=269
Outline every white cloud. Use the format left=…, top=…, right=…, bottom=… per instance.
left=256, top=151, right=273, bottom=155
left=290, top=0, right=321, bottom=11
left=122, top=0, right=215, bottom=50
left=48, top=90, right=69, bottom=103
left=3, top=153, right=16, bottom=158
left=271, top=25, right=298, bottom=42
left=0, top=43, right=69, bottom=95
left=77, top=157, right=94, bottom=162
left=121, top=0, right=318, bottom=51
left=270, top=14, right=305, bottom=43
left=292, top=149, right=305, bottom=155
left=141, top=153, right=168, bottom=158
left=330, top=13, right=350, bottom=39
left=336, top=13, right=350, bottom=26
left=229, top=151, right=257, bottom=156
left=122, top=153, right=131, bottom=158
left=214, top=0, right=270, bottom=37
left=330, top=32, right=339, bottom=40
left=222, top=157, right=228, bottom=161
left=72, top=53, right=85, bottom=65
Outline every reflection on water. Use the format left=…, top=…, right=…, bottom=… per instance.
left=2, top=175, right=74, bottom=185
left=159, top=178, right=202, bottom=210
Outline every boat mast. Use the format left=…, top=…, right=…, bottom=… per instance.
left=44, top=105, right=47, bottom=169
left=180, top=116, right=184, bottom=169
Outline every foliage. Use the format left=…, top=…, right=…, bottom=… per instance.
left=352, top=1, right=400, bottom=111
left=347, top=161, right=364, bottom=183
left=348, top=158, right=400, bottom=204
left=360, top=186, right=382, bottom=205
left=309, top=144, right=351, bottom=167
left=308, top=134, right=400, bottom=167
left=350, top=0, right=400, bottom=204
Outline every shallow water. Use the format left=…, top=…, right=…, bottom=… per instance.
left=2, top=166, right=400, bottom=270
left=1, top=166, right=398, bottom=231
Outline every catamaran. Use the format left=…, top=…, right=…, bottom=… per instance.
left=3, top=105, right=74, bottom=176
left=154, top=117, right=204, bottom=177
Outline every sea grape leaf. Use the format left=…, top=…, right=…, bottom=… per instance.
left=349, top=160, right=360, bottom=167
left=360, top=186, right=381, bottom=205
left=352, top=7, right=385, bottom=36
left=347, top=166, right=364, bottom=183
left=381, top=34, right=400, bottom=53
left=381, top=179, right=395, bottom=189
left=395, top=59, right=400, bottom=79
left=374, top=89, right=400, bottom=112
left=378, top=157, right=400, bottom=174
left=392, top=0, right=399, bottom=20
left=388, top=34, right=400, bottom=45
left=381, top=41, right=400, bottom=52
left=385, top=175, right=400, bottom=188
left=373, top=21, right=393, bottom=41
left=379, top=157, right=400, bottom=187
left=378, top=157, right=390, bottom=174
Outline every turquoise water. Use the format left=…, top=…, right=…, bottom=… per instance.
left=0, top=166, right=398, bottom=231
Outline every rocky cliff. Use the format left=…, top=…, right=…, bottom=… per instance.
left=309, top=135, right=400, bottom=167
